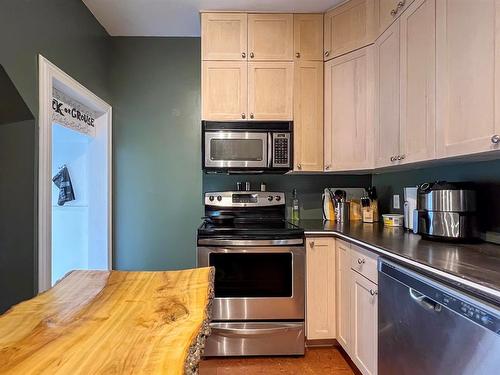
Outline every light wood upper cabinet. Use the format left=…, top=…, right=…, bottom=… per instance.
left=374, top=0, right=415, bottom=37
left=374, top=19, right=401, bottom=168
left=336, top=240, right=352, bottom=353
left=324, top=0, right=377, bottom=61
left=436, top=0, right=500, bottom=158
left=248, top=62, right=293, bottom=120
left=248, top=14, right=293, bottom=61
left=294, top=61, right=324, bottom=171
left=201, top=13, right=247, bottom=60
left=202, top=61, right=247, bottom=120
left=306, top=237, right=336, bottom=340
left=351, top=271, right=378, bottom=375
left=293, top=14, right=324, bottom=61
left=399, top=0, right=435, bottom=164
left=325, top=46, right=375, bottom=171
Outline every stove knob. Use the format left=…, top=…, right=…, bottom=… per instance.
left=275, top=195, right=281, bottom=201
left=208, top=196, right=215, bottom=202
left=217, top=196, right=222, bottom=202
left=268, top=196, right=274, bottom=201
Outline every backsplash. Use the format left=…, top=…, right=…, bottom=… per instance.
left=372, top=159, right=500, bottom=237
left=203, top=174, right=372, bottom=220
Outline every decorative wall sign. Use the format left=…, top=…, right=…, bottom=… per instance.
left=52, top=88, right=98, bottom=136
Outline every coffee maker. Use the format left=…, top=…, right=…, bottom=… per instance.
left=413, top=181, right=479, bottom=240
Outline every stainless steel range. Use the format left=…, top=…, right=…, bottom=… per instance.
left=197, top=191, right=305, bottom=356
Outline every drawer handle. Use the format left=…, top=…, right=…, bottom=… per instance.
left=370, top=289, right=378, bottom=296
left=357, top=258, right=366, bottom=265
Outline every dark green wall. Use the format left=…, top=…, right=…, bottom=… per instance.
left=372, top=159, right=500, bottom=233
left=0, top=0, right=111, bottom=114
left=0, top=0, right=111, bottom=304
left=110, top=38, right=202, bottom=270
left=203, top=174, right=371, bottom=220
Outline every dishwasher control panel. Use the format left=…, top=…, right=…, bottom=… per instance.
left=439, top=292, right=500, bottom=333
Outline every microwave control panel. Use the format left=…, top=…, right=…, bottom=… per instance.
left=272, top=133, right=290, bottom=168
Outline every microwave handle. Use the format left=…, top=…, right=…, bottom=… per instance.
left=268, top=133, right=273, bottom=168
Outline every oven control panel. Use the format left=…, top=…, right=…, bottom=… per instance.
left=205, top=192, right=286, bottom=207
left=272, top=133, right=290, bottom=168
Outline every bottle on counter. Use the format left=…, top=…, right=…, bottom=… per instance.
left=260, top=182, right=267, bottom=192
left=292, top=189, right=300, bottom=222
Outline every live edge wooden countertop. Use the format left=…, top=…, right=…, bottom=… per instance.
left=0, top=268, right=214, bottom=375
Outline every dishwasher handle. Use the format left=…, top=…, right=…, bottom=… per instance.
left=409, top=288, right=442, bottom=312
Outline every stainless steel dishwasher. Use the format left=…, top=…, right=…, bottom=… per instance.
left=379, top=259, right=500, bottom=375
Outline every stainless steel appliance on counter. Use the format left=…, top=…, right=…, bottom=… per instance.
left=197, top=191, right=305, bottom=356
left=413, top=181, right=479, bottom=240
left=202, top=121, right=292, bottom=174
left=379, top=259, right=500, bottom=375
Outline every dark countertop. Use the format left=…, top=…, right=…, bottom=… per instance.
left=300, top=220, right=500, bottom=305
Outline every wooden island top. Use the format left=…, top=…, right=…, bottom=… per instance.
left=0, top=268, right=214, bottom=375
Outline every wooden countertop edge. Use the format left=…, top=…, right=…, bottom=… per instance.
left=184, top=266, right=215, bottom=375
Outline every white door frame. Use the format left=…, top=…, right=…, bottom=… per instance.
left=38, top=55, right=112, bottom=292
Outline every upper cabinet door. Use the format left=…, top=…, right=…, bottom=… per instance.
left=201, top=13, right=247, bottom=60
left=248, top=62, right=293, bottom=120
left=399, top=0, right=436, bottom=164
left=293, top=14, right=324, bottom=61
left=324, top=0, right=376, bottom=61
left=374, top=19, right=401, bottom=168
left=202, top=61, right=248, bottom=121
left=248, top=14, right=293, bottom=61
left=436, top=0, right=500, bottom=158
left=294, top=61, right=324, bottom=171
left=325, top=46, right=375, bottom=171
left=374, top=0, right=415, bottom=36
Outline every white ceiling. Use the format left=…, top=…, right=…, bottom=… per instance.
left=82, top=0, right=343, bottom=37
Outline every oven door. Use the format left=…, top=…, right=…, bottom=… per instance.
left=197, top=245, right=305, bottom=320
left=204, top=131, right=269, bottom=169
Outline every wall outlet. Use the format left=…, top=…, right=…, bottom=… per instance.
left=393, top=194, right=400, bottom=209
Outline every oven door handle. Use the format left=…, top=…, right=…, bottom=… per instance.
left=211, top=326, right=291, bottom=337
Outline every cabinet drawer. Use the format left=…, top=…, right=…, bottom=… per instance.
left=350, top=244, right=378, bottom=284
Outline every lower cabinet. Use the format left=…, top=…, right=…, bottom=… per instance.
left=306, top=237, right=336, bottom=340
left=335, top=240, right=378, bottom=375
left=351, top=270, right=378, bottom=375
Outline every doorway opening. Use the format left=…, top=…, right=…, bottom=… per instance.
left=39, top=56, right=112, bottom=292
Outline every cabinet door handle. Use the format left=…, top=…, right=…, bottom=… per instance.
left=296, top=52, right=301, bottom=58
left=241, top=52, right=246, bottom=58
left=250, top=52, right=255, bottom=58
left=241, top=113, right=246, bottom=119
left=357, top=258, right=366, bottom=265
left=397, top=1, right=406, bottom=8
left=250, top=113, right=254, bottom=119
left=397, top=155, right=402, bottom=160
left=324, top=51, right=330, bottom=57
left=391, top=9, right=397, bottom=16
left=370, top=289, right=378, bottom=296
left=401, top=154, right=406, bottom=160
left=297, top=164, right=302, bottom=170
left=325, top=164, right=331, bottom=170
left=492, top=134, right=500, bottom=144
left=310, top=241, right=315, bottom=248
left=390, top=156, right=395, bottom=162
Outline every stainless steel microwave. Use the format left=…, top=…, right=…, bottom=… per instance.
left=202, top=121, right=293, bottom=173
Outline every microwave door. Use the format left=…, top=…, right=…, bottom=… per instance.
left=205, top=132, right=268, bottom=169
